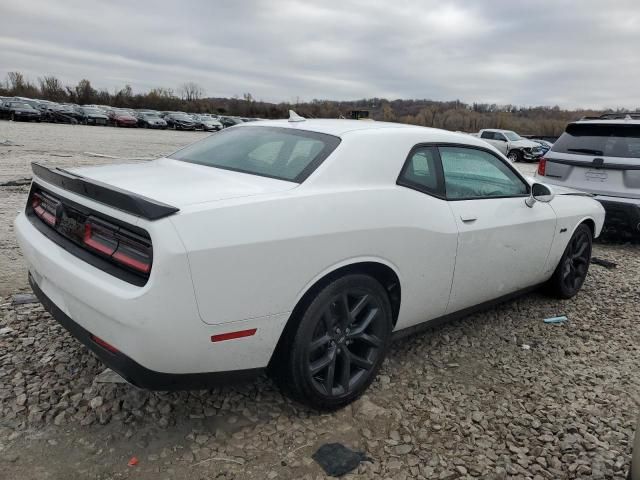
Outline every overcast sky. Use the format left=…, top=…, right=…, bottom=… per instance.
left=1, top=0, right=639, bottom=108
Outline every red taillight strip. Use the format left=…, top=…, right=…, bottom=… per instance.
left=211, top=328, right=257, bottom=343
left=34, top=206, right=57, bottom=226
left=90, top=335, right=119, bottom=353
left=113, top=251, right=152, bottom=274
left=538, top=157, right=547, bottom=176
left=84, top=223, right=117, bottom=255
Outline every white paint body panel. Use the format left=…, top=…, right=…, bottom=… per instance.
left=14, top=120, right=605, bottom=377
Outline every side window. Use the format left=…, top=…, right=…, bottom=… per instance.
left=480, top=131, right=494, bottom=139
left=493, top=133, right=506, bottom=142
left=397, top=146, right=442, bottom=195
left=439, top=146, right=528, bottom=199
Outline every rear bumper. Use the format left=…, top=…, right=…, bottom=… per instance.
left=596, top=196, right=640, bottom=231
left=30, top=274, right=262, bottom=390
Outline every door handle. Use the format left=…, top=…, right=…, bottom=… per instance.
left=460, top=215, right=477, bottom=223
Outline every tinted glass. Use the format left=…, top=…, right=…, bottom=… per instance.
left=552, top=124, right=640, bottom=158
left=439, top=146, right=528, bottom=199
left=398, top=147, right=441, bottom=194
left=503, top=131, right=522, bottom=141
left=170, top=126, right=340, bottom=182
left=480, top=131, right=494, bottom=139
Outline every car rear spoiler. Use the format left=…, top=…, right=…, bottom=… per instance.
left=31, top=162, right=179, bottom=220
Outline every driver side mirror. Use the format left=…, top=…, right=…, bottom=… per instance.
left=525, top=183, right=555, bottom=208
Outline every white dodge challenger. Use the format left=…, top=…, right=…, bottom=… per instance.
left=15, top=115, right=605, bottom=409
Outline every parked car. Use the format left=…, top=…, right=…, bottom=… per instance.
left=535, top=113, right=640, bottom=233
left=0, top=101, right=41, bottom=121
left=218, top=115, right=243, bottom=128
left=42, top=104, right=79, bottom=124
left=164, top=113, right=196, bottom=130
left=15, top=115, right=604, bottom=410
left=76, top=106, right=109, bottom=126
left=531, top=139, right=553, bottom=155
left=192, top=114, right=223, bottom=131
left=475, top=129, right=545, bottom=162
left=137, top=112, right=167, bottom=129
left=108, top=109, right=138, bottom=127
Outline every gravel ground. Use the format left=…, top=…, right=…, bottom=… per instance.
left=0, top=121, right=639, bottom=479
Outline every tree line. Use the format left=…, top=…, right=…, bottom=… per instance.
left=2, top=71, right=636, bottom=136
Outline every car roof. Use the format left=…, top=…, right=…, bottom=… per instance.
left=238, top=118, right=423, bottom=137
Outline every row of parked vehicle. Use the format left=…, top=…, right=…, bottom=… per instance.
left=0, top=96, right=261, bottom=131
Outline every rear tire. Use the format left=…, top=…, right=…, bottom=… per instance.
left=545, top=224, right=592, bottom=299
left=272, top=274, right=392, bottom=410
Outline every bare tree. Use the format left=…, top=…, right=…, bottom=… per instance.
left=38, top=75, right=66, bottom=101
left=178, top=82, right=204, bottom=101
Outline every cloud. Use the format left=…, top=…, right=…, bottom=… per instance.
left=0, top=0, right=639, bottom=108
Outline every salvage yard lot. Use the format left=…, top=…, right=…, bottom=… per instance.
left=0, top=122, right=638, bottom=479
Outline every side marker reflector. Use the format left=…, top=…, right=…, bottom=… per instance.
left=91, top=334, right=119, bottom=353
left=211, top=328, right=257, bottom=343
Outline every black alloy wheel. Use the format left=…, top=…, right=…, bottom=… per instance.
left=274, top=274, right=392, bottom=410
left=546, top=223, right=592, bottom=299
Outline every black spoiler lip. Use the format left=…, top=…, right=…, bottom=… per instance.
left=31, top=162, right=180, bottom=221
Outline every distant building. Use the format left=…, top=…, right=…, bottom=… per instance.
left=349, top=110, right=370, bottom=120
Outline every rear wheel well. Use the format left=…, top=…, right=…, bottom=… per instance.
left=268, top=262, right=401, bottom=369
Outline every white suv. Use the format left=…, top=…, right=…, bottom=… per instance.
left=536, top=113, right=640, bottom=233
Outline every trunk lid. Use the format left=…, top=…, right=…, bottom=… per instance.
left=66, top=158, right=298, bottom=208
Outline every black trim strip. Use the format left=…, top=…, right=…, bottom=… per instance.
left=392, top=284, right=542, bottom=341
left=30, top=274, right=263, bottom=391
left=32, top=162, right=180, bottom=220
left=546, top=157, right=640, bottom=170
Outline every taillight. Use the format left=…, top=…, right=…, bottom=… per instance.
left=32, top=192, right=60, bottom=227
left=537, top=157, right=547, bottom=176
left=83, top=219, right=117, bottom=255
left=83, top=216, right=152, bottom=274
left=113, top=237, right=152, bottom=274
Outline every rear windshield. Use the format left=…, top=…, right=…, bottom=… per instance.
left=552, top=124, right=640, bottom=158
left=169, top=126, right=341, bottom=182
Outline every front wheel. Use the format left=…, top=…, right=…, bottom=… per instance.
left=545, top=224, right=592, bottom=299
left=273, top=274, right=392, bottom=410
left=508, top=150, right=522, bottom=162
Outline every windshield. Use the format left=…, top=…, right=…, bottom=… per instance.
left=143, top=113, right=160, bottom=118
left=172, top=114, right=192, bottom=120
left=83, top=108, right=103, bottom=114
left=503, top=131, right=522, bottom=141
left=552, top=124, right=640, bottom=158
left=170, top=126, right=341, bottom=182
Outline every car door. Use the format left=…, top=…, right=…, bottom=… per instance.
left=438, top=145, right=557, bottom=313
left=395, top=146, right=459, bottom=327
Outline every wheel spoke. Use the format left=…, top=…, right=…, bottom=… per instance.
left=350, top=294, right=369, bottom=320
left=339, top=293, right=352, bottom=328
left=349, top=351, right=373, bottom=370
left=309, top=334, right=331, bottom=353
left=572, top=241, right=587, bottom=259
left=310, top=350, right=335, bottom=375
left=324, top=354, right=337, bottom=393
left=355, top=332, right=383, bottom=348
left=348, top=308, right=378, bottom=337
left=338, top=350, right=351, bottom=391
left=321, top=308, right=334, bottom=332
